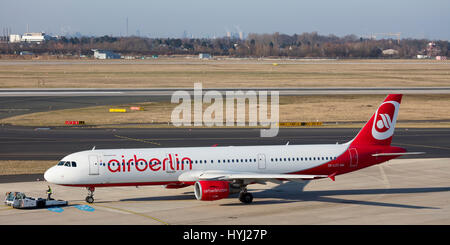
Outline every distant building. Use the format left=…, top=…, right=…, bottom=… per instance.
left=9, top=34, right=21, bottom=43
left=382, top=49, right=399, bottom=55
left=21, top=32, right=49, bottom=43
left=417, top=54, right=429, bottom=59
left=199, top=53, right=212, bottom=59
left=436, top=56, right=447, bottom=60
left=19, top=51, right=34, bottom=55
left=92, top=49, right=121, bottom=59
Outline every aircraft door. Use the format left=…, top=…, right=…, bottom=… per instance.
left=349, top=148, right=358, bottom=168
left=257, top=153, right=266, bottom=170
left=89, top=155, right=100, bottom=175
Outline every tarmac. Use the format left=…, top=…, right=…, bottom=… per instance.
left=2, top=87, right=450, bottom=97
left=1, top=157, right=449, bottom=225
left=1, top=127, right=449, bottom=161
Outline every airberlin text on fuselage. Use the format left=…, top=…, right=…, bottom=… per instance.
left=107, top=154, right=192, bottom=173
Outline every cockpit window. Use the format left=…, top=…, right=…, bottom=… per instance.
left=57, top=161, right=76, bottom=167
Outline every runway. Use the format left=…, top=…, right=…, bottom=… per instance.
left=1, top=126, right=449, bottom=161
left=0, top=95, right=168, bottom=119
left=2, top=87, right=450, bottom=97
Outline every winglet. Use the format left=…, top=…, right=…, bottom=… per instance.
left=328, top=172, right=337, bottom=181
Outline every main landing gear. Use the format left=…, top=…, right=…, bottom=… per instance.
left=85, top=187, right=95, bottom=203
left=238, top=188, right=253, bottom=204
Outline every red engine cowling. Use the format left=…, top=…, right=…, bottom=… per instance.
left=194, top=181, right=230, bottom=201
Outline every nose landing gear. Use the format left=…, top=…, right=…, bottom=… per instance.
left=85, top=187, right=95, bottom=203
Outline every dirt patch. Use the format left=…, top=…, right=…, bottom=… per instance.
left=1, top=94, right=449, bottom=127
left=0, top=160, right=56, bottom=175
left=1, top=59, right=449, bottom=88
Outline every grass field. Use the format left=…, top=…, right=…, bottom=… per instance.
left=0, top=58, right=449, bottom=128
left=0, top=58, right=450, bottom=88
left=2, top=94, right=449, bottom=127
left=0, top=160, right=55, bottom=175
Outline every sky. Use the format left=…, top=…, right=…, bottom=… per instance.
left=1, top=0, right=449, bottom=40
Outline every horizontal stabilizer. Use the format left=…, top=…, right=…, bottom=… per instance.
left=372, top=152, right=425, bottom=157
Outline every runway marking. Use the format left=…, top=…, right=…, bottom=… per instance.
left=91, top=203, right=169, bottom=225
left=114, top=134, right=161, bottom=146
left=47, top=207, right=64, bottom=213
left=394, top=142, right=450, bottom=151
left=378, top=165, right=391, bottom=188
left=74, top=205, right=95, bottom=212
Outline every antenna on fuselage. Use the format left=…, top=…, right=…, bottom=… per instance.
left=92, top=146, right=96, bottom=150
left=286, top=141, right=289, bottom=145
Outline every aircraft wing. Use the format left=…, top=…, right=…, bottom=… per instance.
left=178, top=170, right=335, bottom=183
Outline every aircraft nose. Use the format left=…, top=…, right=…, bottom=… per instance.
left=44, top=167, right=56, bottom=183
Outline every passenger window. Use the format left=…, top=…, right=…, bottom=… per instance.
left=71, top=162, right=77, bottom=167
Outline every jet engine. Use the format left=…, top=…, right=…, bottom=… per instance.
left=194, top=180, right=231, bottom=201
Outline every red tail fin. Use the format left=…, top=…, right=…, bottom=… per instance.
left=350, top=94, right=402, bottom=146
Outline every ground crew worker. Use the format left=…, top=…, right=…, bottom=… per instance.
left=47, top=185, right=52, bottom=200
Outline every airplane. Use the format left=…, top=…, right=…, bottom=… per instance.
left=44, top=94, right=423, bottom=204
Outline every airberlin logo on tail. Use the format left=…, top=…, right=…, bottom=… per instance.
left=372, top=101, right=400, bottom=140
left=377, top=114, right=393, bottom=129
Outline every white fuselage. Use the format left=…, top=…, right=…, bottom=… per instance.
left=44, top=144, right=349, bottom=187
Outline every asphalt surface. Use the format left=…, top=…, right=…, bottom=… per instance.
left=1, top=157, right=449, bottom=225
left=0, top=95, right=169, bottom=119
left=2, top=87, right=450, bottom=97
left=0, top=126, right=448, bottom=161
